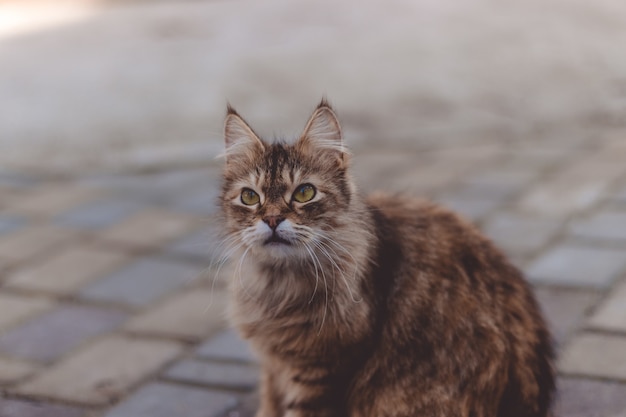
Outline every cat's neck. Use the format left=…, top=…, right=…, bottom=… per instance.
left=253, top=225, right=374, bottom=303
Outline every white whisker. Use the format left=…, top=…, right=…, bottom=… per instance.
left=302, top=243, right=320, bottom=305
left=311, top=236, right=362, bottom=304
left=235, top=246, right=253, bottom=299
left=302, top=239, right=329, bottom=336
left=206, top=234, right=245, bottom=309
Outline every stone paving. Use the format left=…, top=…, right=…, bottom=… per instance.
left=0, top=133, right=625, bottom=416
left=2, top=0, right=626, bottom=413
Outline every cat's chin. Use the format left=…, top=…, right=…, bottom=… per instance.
left=263, top=235, right=292, bottom=246
left=253, top=241, right=306, bottom=261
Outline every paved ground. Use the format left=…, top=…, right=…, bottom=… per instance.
left=2, top=0, right=626, bottom=416
left=1, top=132, right=626, bottom=416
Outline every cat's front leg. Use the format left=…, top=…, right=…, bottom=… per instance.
left=257, top=366, right=340, bottom=417
left=256, top=368, right=283, bottom=417
left=280, top=366, right=344, bottom=417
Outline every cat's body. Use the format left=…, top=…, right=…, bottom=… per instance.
left=219, top=101, right=554, bottom=417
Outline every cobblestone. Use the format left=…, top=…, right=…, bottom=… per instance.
left=98, top=209, right=199, bottom=248
left=555, top=377, right=626, bottom=417
left=219, top=394, right=257, bottom=417
left=502, top=145, right=578, bottom=171
left=385, top=161, right=462, bottom=195
left=124, top=288, right=228, bottom=340
left=458, top=167, right=537, bottom=198
left=481, top=213, right=562, bottom=258
left=1, top=152, right=625, bottom=414
left=0, top=171, right=37, bottom=189
left=3, top=185, right=101, bottom=218
left=165, top=187, right=220, bottom=216
left=0, top=398, right=84, bottom=417
left=88, top=170, right=214, bottom=204
left=0, top=304, right=127, bottom=362
left=587, top=280, right=626, bottom=333
left=519, top=154, right=626, bottom=216
left=164, top=359, right=258, bottom=391
left=16, top=335, right=183, bottom=405
left=527, top=244, right=626, bottom=288
left=613, top=184, right=626, bottom=204
left=55, top=199, right=144, bottom=230
left=0, top=294, right=53, bottom=333
left=388, top=145, right=503, bottom=195
left=0, top=215, right=26, bottom=237
left=534, top=287, right=599, bottom=347
left=165, top=220, right=222, bottom=262
left=0, top=225, right=78, bottom=265
left=103, top=382, right=237, bottom=417
left=434, top=192, right=504, bottom=223
left=559, top=333, right=626, bottom=380
left=1, top=158, right=624, bottom=415
left=4, top=245, right=130, bottom=295
left=196, top=329, right=256, bottom=364
left=351, top=151, right=422, bottom=191
left=0, top=356, right=38, bottom=384
left=568, top=209, right=626, bottom=243
left=80, top=256, right=202, bottom=307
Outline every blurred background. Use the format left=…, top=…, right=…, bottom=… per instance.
left=1, top=0, right=626, bottom=416
left=2, top=0, right=626, bottom=172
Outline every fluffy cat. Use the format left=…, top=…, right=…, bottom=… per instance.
left=218, top=100, right=555, bottom=417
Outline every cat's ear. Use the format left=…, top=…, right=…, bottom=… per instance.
left=298, top=99, right=349, bottom=166
left=223, top=105, right=265, bottom=164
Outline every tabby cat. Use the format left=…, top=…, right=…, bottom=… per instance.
left=218, top=100, right=554, bottom=417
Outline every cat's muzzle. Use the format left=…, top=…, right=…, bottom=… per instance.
left=264, top=233, right=292, bottom=246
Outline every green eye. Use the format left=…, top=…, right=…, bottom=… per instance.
left=241, top=188, right=260, bottom=205
left=293, top=184, right=316, bottom=203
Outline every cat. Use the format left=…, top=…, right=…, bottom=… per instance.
left=218, top=99, right=555, bottom=417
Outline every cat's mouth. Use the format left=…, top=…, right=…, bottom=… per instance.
left=264, top=234, right=292, bottom=246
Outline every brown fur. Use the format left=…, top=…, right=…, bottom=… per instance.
left=218, top=100, right=555, bottom=417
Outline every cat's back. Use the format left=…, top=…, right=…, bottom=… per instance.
left=365, top=191, right=519, bottom=323
left=366, top=192, right=510, bottom=276
left=357, top=193, right=554, bottom=417
left=365, top=191, right=540, bottom=335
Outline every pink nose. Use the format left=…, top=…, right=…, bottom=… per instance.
left=263, top=215, right=284, bottom=230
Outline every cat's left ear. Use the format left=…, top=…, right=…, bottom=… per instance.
left=223, top=105, right=265, bottom=165
left=297, top=99, right=349, bottom=166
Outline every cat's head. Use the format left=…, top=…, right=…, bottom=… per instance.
left=219, top=100, right=357, bottom=263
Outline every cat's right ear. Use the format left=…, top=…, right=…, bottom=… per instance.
left=223, top=105, right=265, bottom=164
left=297, top=99, right=349, bottom=168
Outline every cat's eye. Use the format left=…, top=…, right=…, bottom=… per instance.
left=241, top=188, right=260, bottom=205
left=292, top=184, right=316, bottom=203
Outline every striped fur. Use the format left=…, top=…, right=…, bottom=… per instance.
left=218, top=101, right=555, bottom=417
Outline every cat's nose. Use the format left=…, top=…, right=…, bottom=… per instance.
left=263, top=215, right=284, bottom=230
